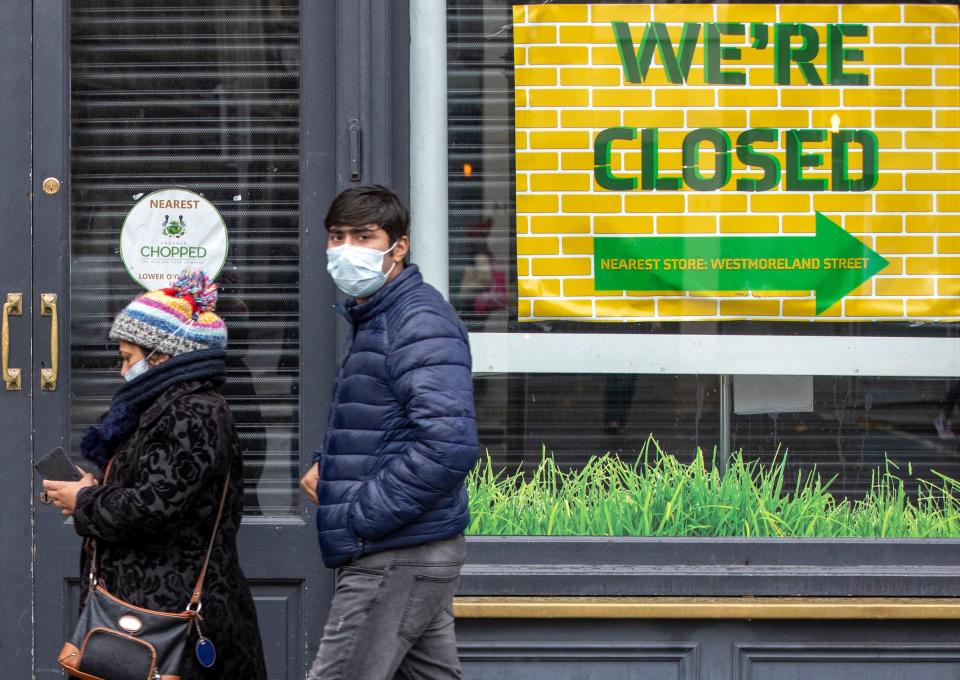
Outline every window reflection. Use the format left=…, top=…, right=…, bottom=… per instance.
left=475, top=374, right=721, bottom=472
left=734, top=376, right=960, bottom=500
left=474, top=373, right=960, bottom=520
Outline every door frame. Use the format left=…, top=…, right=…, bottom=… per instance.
left=32, top=1, right=85, bottom=676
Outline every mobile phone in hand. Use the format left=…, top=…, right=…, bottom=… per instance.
left=34, top=447, right=83, bottom=482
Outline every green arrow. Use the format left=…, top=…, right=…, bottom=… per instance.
left=594, top=212, right=889, bottom=314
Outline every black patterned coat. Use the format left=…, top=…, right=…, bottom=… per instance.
left=72, top=379, right=267, bottom=680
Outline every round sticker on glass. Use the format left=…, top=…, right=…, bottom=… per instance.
left=120, top=189, right=228, bottom=290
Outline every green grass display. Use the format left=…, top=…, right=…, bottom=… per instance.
left=465, top=438, right=960, bottom=538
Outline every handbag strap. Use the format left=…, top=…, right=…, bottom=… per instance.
left=187, top=468, right=231, bottom=611
left=85, top=457, right=118, bottom=592
left=89, top=458, right=232, bottom=613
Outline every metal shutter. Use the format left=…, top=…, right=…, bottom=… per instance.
left=70, top=0, right=301, bottom=515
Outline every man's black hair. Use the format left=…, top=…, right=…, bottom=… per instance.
left=324, top=185, right=409, bottom=244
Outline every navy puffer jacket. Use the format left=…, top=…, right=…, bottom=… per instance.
left=313, top=265, right=478, bottom=568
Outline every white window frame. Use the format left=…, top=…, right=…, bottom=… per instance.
left=469, top=332, right=960, bottom=377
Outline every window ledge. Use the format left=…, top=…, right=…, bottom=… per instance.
left=462, top=536, right=960, bottom=597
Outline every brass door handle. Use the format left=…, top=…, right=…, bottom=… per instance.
left=40, top=293, right=58, bottom=391
left=2, top=292, right=23, bottom=390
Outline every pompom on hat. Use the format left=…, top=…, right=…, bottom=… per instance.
left=109, top=269, right=227, bottom=355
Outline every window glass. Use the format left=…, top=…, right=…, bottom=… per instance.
left=447, top=0, right=959, bottom=337
left=734, top=376, right=960, bottom=500
left=70, top=0, right=301, bottom=516
left=470, top=372, right=960, bottom=537
left=448, top=0, right=516, bottom=332
left=448, top=1, right=960, bottom=537
left=475, top=373, right=721, bottom=469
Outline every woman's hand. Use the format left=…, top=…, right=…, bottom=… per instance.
left=299, top=462, right=320, bottom=505
left=42, top=473, right=98, bottom=516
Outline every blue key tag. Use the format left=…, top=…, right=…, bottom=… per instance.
left=195, top=637, right=217, bottom=668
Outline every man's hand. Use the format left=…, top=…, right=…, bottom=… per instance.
left=300, top=462, right=320, bottom=505
left=42, top=473, right=97, bottom=516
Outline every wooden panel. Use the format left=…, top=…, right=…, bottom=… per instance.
left=251, top=581, right=303, bottom=680
left=460, top=642, right=698, bottom=680
left=736, top=644, right=960, bottom=680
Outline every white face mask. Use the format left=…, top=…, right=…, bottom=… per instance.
left=123, top=347, right=158, bottom=382
left=326, top=242, right=398, bottom=298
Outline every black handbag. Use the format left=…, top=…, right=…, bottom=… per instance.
left=59, top=467, right=230, bottom=680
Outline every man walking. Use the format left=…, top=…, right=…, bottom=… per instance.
left=301, top=185, right=478, bottom=679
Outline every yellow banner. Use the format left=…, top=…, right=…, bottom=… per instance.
left=513, top=3, right=960, bottom=321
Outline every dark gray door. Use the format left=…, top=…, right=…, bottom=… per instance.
left=0, top=1, right=33, bottom=676
left=31, top=1, right=338, bottom=678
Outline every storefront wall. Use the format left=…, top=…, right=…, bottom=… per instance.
left=454, top=537, right=960, bottom=677
left=440, top=1, right=960, bottom=678
left=457, top=620, right=960, bottom=680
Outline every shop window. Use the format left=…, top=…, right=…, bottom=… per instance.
left=447, top=0, right=960, bottom=537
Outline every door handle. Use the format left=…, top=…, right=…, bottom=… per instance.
left=348, top=118, right=362, bottom=181
left=40, top=293, right=58, bottom=391
left=2, top=292, right=23, bottom=390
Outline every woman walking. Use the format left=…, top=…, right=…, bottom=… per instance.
left=43, top=270, right=267, bottom=679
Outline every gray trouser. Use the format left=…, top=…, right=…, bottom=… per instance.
left=307, top=534, right=466, bottom=680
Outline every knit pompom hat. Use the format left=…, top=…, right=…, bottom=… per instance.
left=109, top=269, right=228, bottom=355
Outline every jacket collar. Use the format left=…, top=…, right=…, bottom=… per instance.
left=138, top=379, right=211, bottom=430
left=339, top=264, right=422, bottom=324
